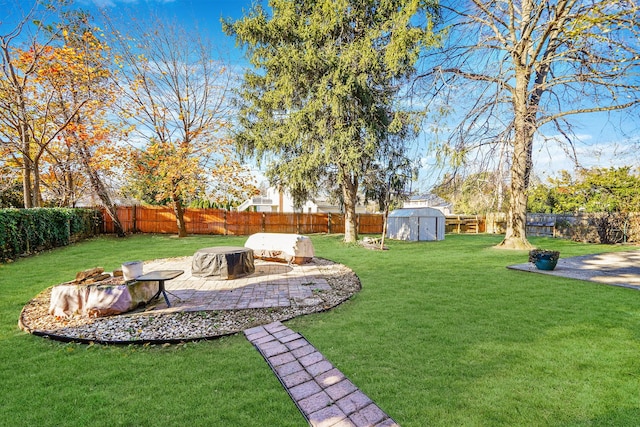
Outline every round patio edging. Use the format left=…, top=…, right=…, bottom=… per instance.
left=19, top=257, right=361, bottom=345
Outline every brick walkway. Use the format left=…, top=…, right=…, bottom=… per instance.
left=141, top=258, right=399, bottom=424
left=245, top=321, right=399, bottom=427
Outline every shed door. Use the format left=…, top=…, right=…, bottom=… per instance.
left=418, top=217, right=437, bottom=241
left=388, top=217, right=413, bottom=240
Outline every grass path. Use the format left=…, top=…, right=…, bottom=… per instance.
left=1, top=234, right=639, bottom=426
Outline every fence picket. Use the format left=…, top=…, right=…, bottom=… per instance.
left=100, top=206, right=488, bottom=236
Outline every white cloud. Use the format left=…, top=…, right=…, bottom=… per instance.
left=533, top=131, right=639, bottom=179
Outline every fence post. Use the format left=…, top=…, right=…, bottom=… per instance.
left=132, top=205, right=137, bottom=233
left=327, top=213, right=332, bottom=234
left=262, top=212, right=266, bottom=232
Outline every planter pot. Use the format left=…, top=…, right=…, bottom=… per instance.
left=529, top=249, right=560, bottom=271
left=534, top=256, right=558, bottom=271
left=122, top=261, right=144, bottom=281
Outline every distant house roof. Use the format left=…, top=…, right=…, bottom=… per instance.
left=407, top=193, right=451, bottom=207
left=236, top=196, right=277, bottom=212
left=237, top=187, right=368, bottom=213
left=403, top=194, right=453, bottom=215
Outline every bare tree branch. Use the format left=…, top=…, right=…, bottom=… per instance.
left=416, top=0, right=640, bottom=249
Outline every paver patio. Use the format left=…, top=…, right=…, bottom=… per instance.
left=143, top=258, right=396, bottom=426
left=508, top=250, right=640, bottom=290
left=140, top=257, right=333, bottom=313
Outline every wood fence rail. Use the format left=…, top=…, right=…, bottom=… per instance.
left=101, top=207, right=638, bottom=242
left=101, top=206, right=382, bottom=235
left=485, top=212, right=640, bottom=243
left=101, top=206, right=485, bottom=236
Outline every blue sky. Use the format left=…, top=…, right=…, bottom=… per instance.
left=3, top=0, right=263, bottom=64
left=78, top=0, right=264, bottom=65
left=68, top=0, right=635, bottom=186
left=4, top=0, right=639, bottom=190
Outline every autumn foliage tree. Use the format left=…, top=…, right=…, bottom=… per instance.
left=58, top=27, right=127, bottom=235
left=1, top=2, right=126, bottom=236
left=108, top=15, right=256, bottom=237
left=31, top=23, right=126, bottom=235
left=0, top=6, right=82, bottom=208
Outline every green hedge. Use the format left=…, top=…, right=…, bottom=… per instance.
left=0, top=208, right=102, bottom=261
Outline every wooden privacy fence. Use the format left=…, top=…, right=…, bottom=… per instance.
left=101, top=206, right=486, bottom=236
left=445, top=215, right=485, bottom=234
left=102, top=206, right=485, bottom=236
left=101, top=206, right=383, bottom=235
left=485, top=212, right=640, bottom=243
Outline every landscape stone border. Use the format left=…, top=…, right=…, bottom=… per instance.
left=19, top=257, right=361, bottom=345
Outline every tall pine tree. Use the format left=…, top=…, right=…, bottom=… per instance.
left=224, top=0, right=440, bottom=241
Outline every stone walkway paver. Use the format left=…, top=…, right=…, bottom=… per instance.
left=143, top=259, right=400, bottom=425
left=245, top=321, right=399, bottom=427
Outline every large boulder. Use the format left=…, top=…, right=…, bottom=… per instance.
left=49, top=280, right=158, bottom=318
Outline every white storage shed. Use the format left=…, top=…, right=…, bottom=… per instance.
left=386, top=207, right=446, bottom=241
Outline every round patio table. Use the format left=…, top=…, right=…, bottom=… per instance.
left=191, top=246, right=255, bottom=279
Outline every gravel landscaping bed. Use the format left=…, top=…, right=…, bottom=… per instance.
left=19, top=258, right=361, bottom=344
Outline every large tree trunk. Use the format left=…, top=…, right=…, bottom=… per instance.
left=380, top=200, right=389, bottom=250
left=497, top=131, right=534, bottom=249
left=88, top=171, right=124, bottom=237
left=102, top=201, right=125, bottom=237
left=63, top=168, right=73, bottom=207
left=32, top=155, right=42, bottom=207
left=22, top=155, right=33, bottom=208
left=341, top=169, right=359, bottom=243
left=21, top=128, right=36, bottom=208
left=498, top=156, right=531, bottom=249
left=497, top=69, right=535, bottom=250
left=77, top=143, right=126, bottom=237
left=172, top=194, right=188, bottom=238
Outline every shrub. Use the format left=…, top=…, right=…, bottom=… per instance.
left=0, top=208, right=101, bottom=261
left=528, top=249, right=560, bottom=263
left=588, top=212, right=629, bottom=244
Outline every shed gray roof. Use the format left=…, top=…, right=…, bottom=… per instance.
left=388, top=207, right=446, bottom=218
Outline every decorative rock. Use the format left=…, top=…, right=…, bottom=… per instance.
left=82, top=273, right=112, bottom=284
left=48, top=279, right=158, bottom=318
left=85, top=281, right=157, bottom=317
left=293, top=297, right=323, bottom=307
left=49, top=285, right=89, bottom=318
left=75, top=267, right=105, bottom=283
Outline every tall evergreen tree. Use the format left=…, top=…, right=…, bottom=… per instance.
left=224, top=0, right=440, bottom=242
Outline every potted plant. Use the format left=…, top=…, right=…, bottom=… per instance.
left=529, top=249, right=560, bottom=271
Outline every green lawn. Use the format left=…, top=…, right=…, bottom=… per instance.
left=1, top=233, right=640, bottom=426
